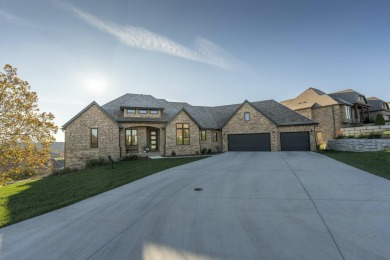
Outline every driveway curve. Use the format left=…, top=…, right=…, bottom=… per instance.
left=1, top=152, right=390, bottom=260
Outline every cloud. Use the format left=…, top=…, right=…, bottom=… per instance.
left=55, top=2, right=242, bottom=71
left=0, top=9, right=38, bottom=28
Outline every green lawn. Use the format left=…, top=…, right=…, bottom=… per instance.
left=0, top=157, right=206, bottom=228
left=320, top=151, right=390, bottom=180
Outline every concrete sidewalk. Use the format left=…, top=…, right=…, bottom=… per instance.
left=1, top=152, right=389, bottom=259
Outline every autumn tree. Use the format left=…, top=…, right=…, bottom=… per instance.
left=0, top=64, right=58, bottom=185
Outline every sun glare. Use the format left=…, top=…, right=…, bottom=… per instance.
left=84, top=75, right=107, bottom=95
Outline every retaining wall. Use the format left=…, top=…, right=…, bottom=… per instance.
left=326, top=139, right=390, bottom=152
left=340, top=125, right=390, bottom=137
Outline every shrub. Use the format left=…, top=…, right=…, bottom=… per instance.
left=363, top=117, right=371, bottom=124
left=171, top=151, right=176, bottom=157
left=215, top=146, right=220, bottom=153
left=201, top=148, right=208, bottom=155
left=358, top=134, right=368, bottom=139
left=121, top=155, right=140, bottom=161
left=207, top=148, right=212, bottom=154
left=335, top=134, right=345, bottom=139
left=85, top=158, right=108, bottom=169
left=347, top=135, right=355, bottom=139
left=51, top=167, right=78, bottom=176
left=375, top=114, right=385, bottom=125
left=367, top=133, right=381, bottom=139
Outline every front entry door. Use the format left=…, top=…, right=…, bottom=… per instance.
left=150, top=130, right=158, bottom=151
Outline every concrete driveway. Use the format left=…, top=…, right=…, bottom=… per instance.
left=1, top=152, right=390, bottom=260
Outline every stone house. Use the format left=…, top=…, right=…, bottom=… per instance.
left=282, top=88, right=374, bottom=145
left=328, top=89, right=371, bottom=124
left=367, top=97, right=390, bottom=121
left=62, top=94, right=317, bottom=168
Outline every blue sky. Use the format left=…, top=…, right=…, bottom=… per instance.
left=1, top=0, right=389, bottom=141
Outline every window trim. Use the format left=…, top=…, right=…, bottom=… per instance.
left=125, top=129, right=138, bottom=146
left=244, top=112, right=250, bottom=121
left=345, top=106, right=351, bottom=120
left=200, top=130, right=207, bottom=141
left=127, top=109, right=136, bottom=114
left=90, top=128, right=98, bottom=148
left=138, top=109, right=147, bottom=114
left=150, top=110, right=158, bottom=114
left=213, top=132, right=218, bottom=142
left=176, top=123, right=190, bottom=145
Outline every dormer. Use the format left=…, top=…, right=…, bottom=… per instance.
left=120, top=94, right=164, bottom=118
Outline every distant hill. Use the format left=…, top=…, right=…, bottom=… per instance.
left=51, top=142, right=64, bottom=156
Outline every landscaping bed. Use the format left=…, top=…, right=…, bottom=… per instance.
left=320, top=151, right=390, bottom=180
left=0, top=157, right=206, bottom=228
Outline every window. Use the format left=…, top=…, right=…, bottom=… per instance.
left=90, top=128, right=98, bottom=148
left=244, top=112, right=250, bottom=121
left=213, top=132, right=218, bottom=142
left=126, top=129, right=138, bottom=146
left=200, top=130, right=206, bottom=140
left=150, top=110, right=158, bottom=114
left=139, top=109, right=147, bottom=114
left=127, top=109, right=136, bottom=114
left=345, top=106, right=351, bottom=120
left=177, top=123, right=190, bottom=145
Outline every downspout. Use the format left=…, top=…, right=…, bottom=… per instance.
left=163, top=126, right=166, bottom=156
left=331, top=105, right=337, bottom=138
left=119, top=128, right=121, bottom=158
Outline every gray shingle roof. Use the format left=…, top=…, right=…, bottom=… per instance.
left=97, top=93, right=317, bottom=129
left=329, top=89, right=369, bottom=106
left=367, top=97, right=390, bottom=112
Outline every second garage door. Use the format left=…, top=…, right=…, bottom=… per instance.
left=280, top=132, right=310, bottom=151
left=228, top=133, right=271, bottom=151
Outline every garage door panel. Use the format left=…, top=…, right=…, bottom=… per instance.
left=228, top=134, right=271, bottom=151
left=280, top=132, right=310, bottom=151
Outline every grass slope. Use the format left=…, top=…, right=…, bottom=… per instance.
left=320, top=151, right=390, bottom=180
left=0, top=157, right=205, bottom=228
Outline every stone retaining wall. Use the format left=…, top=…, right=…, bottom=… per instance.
left=326, top=139, right=390, bottom=152
left=340, top=125, right=390, bottom=136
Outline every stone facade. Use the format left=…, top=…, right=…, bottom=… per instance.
left=222, top=103, right=278, bottom=151
left=165, top=110, right=201, bottom=156
left=64, top=104, right=120, bottom=168
left=295, top=108, right=313, bottom=120
left=200, top=130, right=223, bottom=153
left=326, top=139, right=390, bottom=152
left=277, top=125, right=317, bottom=151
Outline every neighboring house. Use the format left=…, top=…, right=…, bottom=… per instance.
left=367, top=97, right=390, bottom=121
left=328, top=89, right=371, bottom=124
left=281, top=87, right=353, bottom=143
left=62, top=94, right=317, bottom=168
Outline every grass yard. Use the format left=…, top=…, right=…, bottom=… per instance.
left=0, top=157, right=206, bottom=228
left=320, top=151, right=390, bottom=180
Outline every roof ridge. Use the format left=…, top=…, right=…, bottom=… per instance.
left=121, top=94, right=141, bottom=106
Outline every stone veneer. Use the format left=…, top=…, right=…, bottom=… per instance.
left=64, top=105, right=120, bottom=168
left=200, top=130, right=223, bottom=152
left=222, top=103, right=278, bottom=151
left=326, top=139, right=390, bottom=152
left=340, top=125, right=390, bottom=137
left=165, top=110, right=200, bottom=156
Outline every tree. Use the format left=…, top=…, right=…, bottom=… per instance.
left=0, top=64, right=58, bottom=185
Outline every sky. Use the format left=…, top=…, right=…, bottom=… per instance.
left=1, top=0, right=389, bottom=142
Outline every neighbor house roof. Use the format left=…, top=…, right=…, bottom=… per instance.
left=329, top=89, right=369, bottom=106
left=281, top=87, right=352, bottom=111
left=367, top=97, right=390, bottom=112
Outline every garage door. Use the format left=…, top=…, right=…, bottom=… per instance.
left=228, top=133, right=271, bottom=151
left=280, top=132, right=310, bottom=151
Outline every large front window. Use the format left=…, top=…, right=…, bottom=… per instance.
left=126, top=129, right=138, bottom=146
left=200, top=130, right=206, bottom=140
left=177, top=123, right=190, bottom=145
